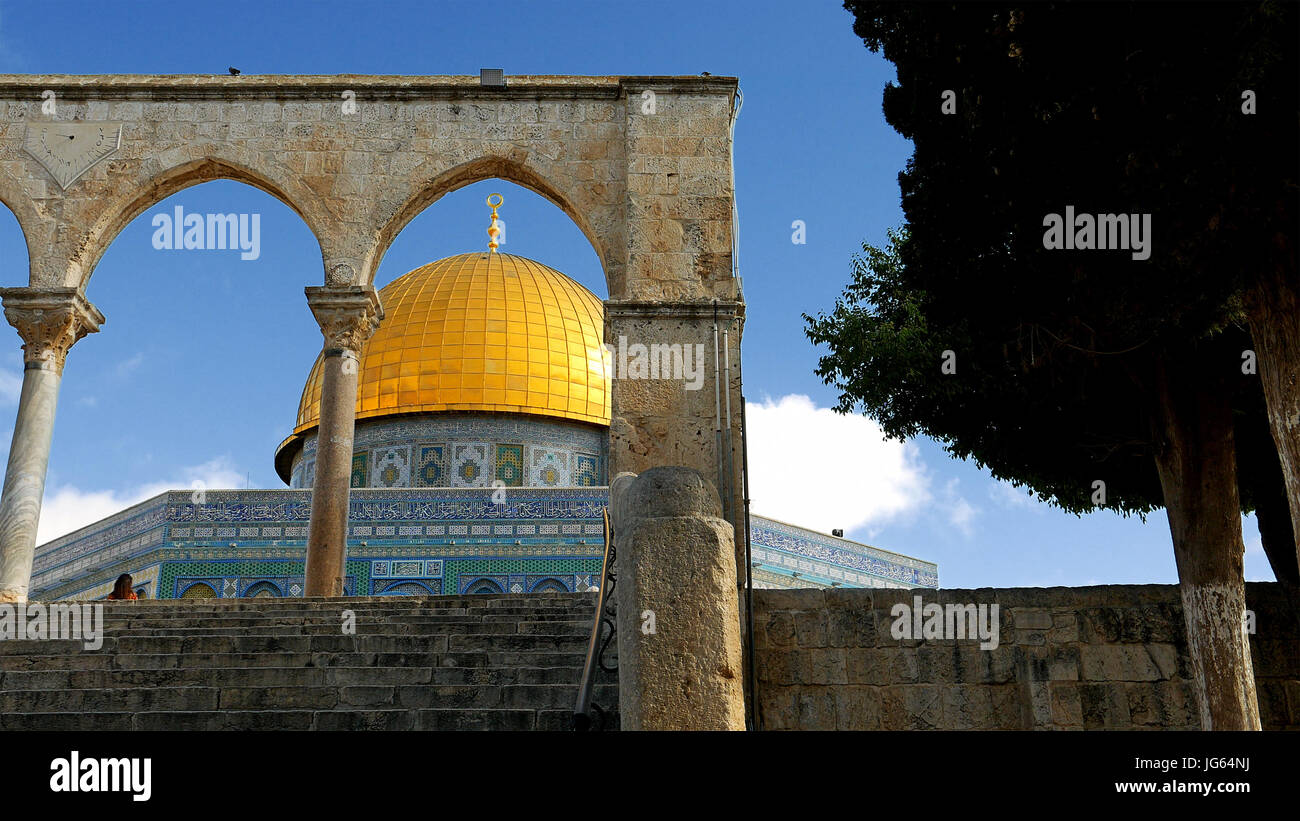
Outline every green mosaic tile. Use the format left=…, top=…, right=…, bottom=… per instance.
left=495, top=444, right=525, bottom=487
left=351, top=452, right=368, bottom=488
left=443, top=557, right=601, bottom=595
left=159, top=558, right=371, bottom=599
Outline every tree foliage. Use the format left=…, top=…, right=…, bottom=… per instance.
left=809, top=1, right=1297, bottom=517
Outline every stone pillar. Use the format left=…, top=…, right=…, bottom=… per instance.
left=604, top=299, right=747, bottom=558
left=0, top=288, right=103, bottom=603
left=302, top=286, right=381, bottom=597
left=611, top=466, right=746, bottom=730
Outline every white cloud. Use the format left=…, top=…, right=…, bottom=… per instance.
left=36, top=456, right=243, bottom=545
left=989, top=479, right=1043, bottom=512
left=113, top=352, right=145, bottom=379
left=942, top=478, right=978, bottom=538
left=744, top=394, right=929, bottom=536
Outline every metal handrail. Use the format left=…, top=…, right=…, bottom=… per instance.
left=573, top=507, right=617, bottom=731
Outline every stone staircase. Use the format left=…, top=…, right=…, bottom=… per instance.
left=0, top=592, right=618, bottom=730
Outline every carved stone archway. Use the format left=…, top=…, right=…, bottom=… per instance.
left=0, top=74, right=746, bottom=601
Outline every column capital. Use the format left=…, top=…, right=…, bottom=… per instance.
left=0, top=287, right=105, bottom=372
left=604, top=298, right=745, bottom=322
left=305, top=285, right=383, bottom=353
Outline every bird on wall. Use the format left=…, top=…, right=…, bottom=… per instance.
left=229, top=67, right=241, bottom=76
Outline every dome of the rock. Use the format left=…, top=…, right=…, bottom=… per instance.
left=274, top=249, right=611, bottom=488
left=297, top=251, right=608, bottom=430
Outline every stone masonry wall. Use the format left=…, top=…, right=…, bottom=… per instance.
left=753, top=583, right=1300, bottom=730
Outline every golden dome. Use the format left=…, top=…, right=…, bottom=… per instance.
left=293, top=252, right=609, bottom=434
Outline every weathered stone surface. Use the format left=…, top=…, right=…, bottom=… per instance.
left=754, top=583, right=1299, bottom=731
left=0, top=592, right=616, bottom=731
left=0, top=289, right=103, bottom=603
left=612, top=467, right=744, bottom=730
left=0, top=74, right=749, bottom=602
left=0, top=74, right=740, bottom=298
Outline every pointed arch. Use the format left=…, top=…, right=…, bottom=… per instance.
left=66, top=156, right=331, bottom=290
left=365, top=155, right=615, bottom=294
left=243, top=580, right=282, bottom=598
left=529, top=577, right=570, bottom=593
left=179, top=581, right=217, bottom=599
left=0, top=177, right=38, bottom=284
left=380, top=580, right=435, bottom=596
left=464, top=577, right=504, bottom=595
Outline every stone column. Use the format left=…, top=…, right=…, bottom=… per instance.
left=0, top=288, right=104, bottom=603
left=611, top=466, right=746, bottom=730
left=302, top=286, right=381, bottom=597
left=604, top=299, right=748, bottom=571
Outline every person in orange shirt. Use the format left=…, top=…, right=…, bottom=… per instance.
left=106, top=574, right=137, bottom=601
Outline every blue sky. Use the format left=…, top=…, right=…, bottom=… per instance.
left=0, top=0, right=1274, bottom=587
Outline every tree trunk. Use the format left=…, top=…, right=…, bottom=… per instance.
left=1245, top=267, right=1300, bottom=577
left=1151, top=360, right=1261, bottom=730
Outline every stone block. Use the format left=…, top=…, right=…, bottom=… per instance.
left=823, top=602, right=876, bottom=648
left=1012, top=608, right=1054, bottom=630
left=760, top=610, right=796, bottom=649
left=834, top=685, right=882, bottom=730
left=1079, top=644, right=1167, bottom=682
left=1048, top=612, right=1080, bottom=643
left=1047, top=645, right=1080, bottom=681
left=793, top=609, right=827, bottom=648
left=846, top=647, right=888, bottom=686
left=758, top=686, right=799, bottom=731
left=941, top=684, right=994, bottom=730
left=796, top=687, right=837, bottom=731
left=902, top=684, right=943, bottom=730
left=807, top=648, right=847, bottom=685
left=1048, top=681, right=1083, bottom=727
left=1078, top=683, right=1132, bottom=729
left=988, top=684, right=1027, bottom=729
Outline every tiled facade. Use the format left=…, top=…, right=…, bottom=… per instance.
left=22, top=264, right=934, bottom=602
left=750, top=517, right=938, bottom=589
left=31, top=484, right=936, bottom=600
left=31, top=487, right=609, bottom=601
left=288, top=414, right=606, bottom=491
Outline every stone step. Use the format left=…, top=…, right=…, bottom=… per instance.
left=95, top=610, right=595, bottom=622
left=0, top=632, right=590, bottom=656
left=80, top=620, right=592, bottom=637
left=0, top=664, right=594, bottom=689
left=5, top=649, right=596, bottom=671
left=4, top=593, right=617, bottom=730
left=101, top=600, right=598, bottom=613
left=0, top=707, right=618, bottom=732
left=0, top=682, right=616, bottom=712
left=88, top=593, right=597, bottom=612
left=97, top=612, right=591, bottom=628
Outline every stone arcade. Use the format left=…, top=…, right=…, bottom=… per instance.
left=25, top=211, right=937, bottom=602
left=0, top=73, right=751, bottom=602
left=0, top=74, right=937, bottom=604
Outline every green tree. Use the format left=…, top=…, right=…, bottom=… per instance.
left=810, top=1, right=1297, bottom=729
